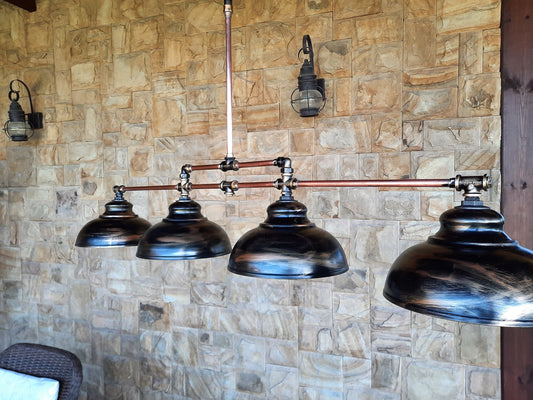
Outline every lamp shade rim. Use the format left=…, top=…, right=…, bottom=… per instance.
left=383, top=292, right=533, bottom=327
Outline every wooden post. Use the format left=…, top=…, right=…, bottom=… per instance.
left=501, top=0, right=533, bottom=398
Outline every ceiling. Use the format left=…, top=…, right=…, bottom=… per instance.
left=2, top=0, right=36, bottom=12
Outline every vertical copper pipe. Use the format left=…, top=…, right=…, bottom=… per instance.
left=224, top=0, right=234, bottom=158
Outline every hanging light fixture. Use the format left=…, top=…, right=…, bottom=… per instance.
left=3, top=79, right=43, bottom=141
left=135, top=167, right=231, bottom=260
left=75, top=186, right=151, bottom=247
left=290, top=35, right=326, bottom=117
left=383, top=182, right=533, bottom=327
left=74, top=0, right=533, bottom=326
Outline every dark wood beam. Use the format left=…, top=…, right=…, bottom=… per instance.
left=501, top=0, right=533, bottom=399
left=3, top=0, right=36, bottom=12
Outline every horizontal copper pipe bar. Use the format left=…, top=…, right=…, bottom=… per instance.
left=123, top=184, right=176, bottom=192
left=237, top=181, right=276, bottom=188
left=297, top=179, right=452, bottom=188
left=121, top=178, right=454, bottom=193
left=192, top=183, right=221, bottom=190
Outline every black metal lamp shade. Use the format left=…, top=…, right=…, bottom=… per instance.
left=75, top=197, right=151, bottom=247
left=383, top=199, right=533, bottom=327
left=136, top=198, right=231, bottom=260
left=228, top=198, right=348, bottom=279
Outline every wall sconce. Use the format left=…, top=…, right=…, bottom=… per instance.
left=290, top=35, right=326, bottom=117
left=3, top=79, right=43, bottom=141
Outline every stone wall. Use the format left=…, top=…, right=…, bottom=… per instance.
left=0, top=0, right=502, bottom=399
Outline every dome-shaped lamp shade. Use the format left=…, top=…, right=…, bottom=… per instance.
left=75, top=197, right=151, bottom=247
left=136, top=198, right=231, bottom=260
left=383, top=199, right=533, bottom=327
left=228, top=198, right=348, bottom=279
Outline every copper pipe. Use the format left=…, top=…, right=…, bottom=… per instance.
left=191, top=159, right=276, bottom=171
left=237, top=181, right=276, bottom=188
left=191, top=183, right=222, bottom=190
left=297, top=179, right=453, bottom=188
left=236, top=160, right=276, bottom=168
left=191, top=163, right=220, bottom=171
left=123, top=184, right=176, bottom=192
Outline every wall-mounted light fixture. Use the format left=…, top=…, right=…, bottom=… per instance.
left=75, top=0, right=533, bottom=327
left=3, top=79, right=43, bottom=141
left=290, top=35, right=326, bottom=117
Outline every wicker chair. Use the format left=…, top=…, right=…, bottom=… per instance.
left=0, top=343, right=83, bottom=400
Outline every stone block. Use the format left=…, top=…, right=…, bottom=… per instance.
left=483, top=51, right=500, bottom=73
left=371, top=113, right=402, bottom=152
left=379, top=152, right=410, bottom=179
left=403, top=66, right=458, bottom=87
left=317, top=40, right=351, bottom=78
left=458, top=73, right=500, bottom=117
left=246, top=104, right=280, bottom=131
left=437, top=0, right=500, bottom=34
left=411, top=151, right=455, bottom=178
left=299, top=352, right=343, bottom=389
left=349, top=220, right=399, bottom=263
left=113, top=52, right=151, bottom=92
left=412, top=330, right=455, bottom=362
left=421, top=191, right=454, bottom=220
left=296, top=13, right=333, bottom=45
left=402, top=121, right=424, bottom=151
left=466, top=366, right=500, bottom=398
left=460, top=31, right=483, bottom=75
left=353, top=73, right=402, bottom=113
left=316, top=116, right=372, bottom=154
left=335, top=321, right=371, bottom=358
left=289, top=129, right=314, bottom=155
left=457, top=324, right=500, bottom=367
left=128, top=146, right=153, bottom=177
left=371, top=353, right=400, bottom=391
left=187, top=1, right=224, bottom=34
left=436, top=33, right=459, bottom=67
left=7, top=147, right=36, bottom=187
left=266, top=365, right=298, bottom=399
left=334, top=0, right=381, bottom=19
left=424, top=117, right=480, bottom=149
left=26, top=21, right=53, bottom=53
left=456, top=149, right=499, bottom=170
left=404, top=360, right=465, bottom=400
left=303, top=0, right=332, bottom=16
left=404, top=19, right=436, bottom=69
left=71, top=62, right=97, bottom=90
left=130, top=17, right=162, bottom=52
left=246, top=22, right=295, bottom=69
left=405, top=0, right=436, bottom=18
left=403, top=87, right=458, bottom=120
left=152, top=96, right=186, bottom=137
left=356, top=14, right=402, bottom=46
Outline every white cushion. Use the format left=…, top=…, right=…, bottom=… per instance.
left=0, top=367, right=59, bottom=400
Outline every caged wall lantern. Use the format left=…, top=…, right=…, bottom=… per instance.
left=3, top=79, right=43, bottom=141
left=290, top=35, right=326, bottom=117
left=76, top=0, right=533, bottom=327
